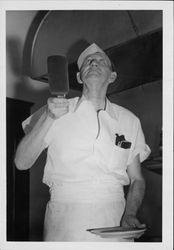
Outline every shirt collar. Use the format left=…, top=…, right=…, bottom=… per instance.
left=72, top=96, right=119, bottom=121
left=105, top=98, right=119, bottom=121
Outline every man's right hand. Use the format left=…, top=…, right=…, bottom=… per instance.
left=47, top=97, right=69, bottom=119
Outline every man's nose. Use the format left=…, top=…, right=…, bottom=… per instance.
left=90, top=59, right=98, bottom=66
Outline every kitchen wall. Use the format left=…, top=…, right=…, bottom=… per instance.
left=6, top=11, right=50, bottom=103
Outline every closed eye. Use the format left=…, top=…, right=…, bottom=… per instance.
left=99, top=58, right=105, bottom=63
left=86, top=58, right=92, bottom=64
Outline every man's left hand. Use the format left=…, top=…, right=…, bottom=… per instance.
left=121, top=214, right=146, bottom=229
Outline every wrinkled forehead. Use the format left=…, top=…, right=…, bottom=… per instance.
left=82, top=52, right=111, bottom=66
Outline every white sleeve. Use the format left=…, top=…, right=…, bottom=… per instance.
left=127, top=118, right=151, bottom=165
left=22, top=105, right=47, bottom=134
left=22, top=104, right=57, bottom=147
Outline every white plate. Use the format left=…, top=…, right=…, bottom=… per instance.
left=87, top=226, right=146, bottom=239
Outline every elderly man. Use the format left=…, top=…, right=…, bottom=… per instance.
left=15, top=43, right=150, bottom=241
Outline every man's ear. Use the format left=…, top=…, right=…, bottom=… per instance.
left=109, top=72, right=117, bottom=83
left=76, top=72, right=83, bottom=84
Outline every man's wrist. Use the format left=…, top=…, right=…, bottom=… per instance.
left=41, top=110, right=55, bottom=125
left=123, top=212, right=136, bottom=217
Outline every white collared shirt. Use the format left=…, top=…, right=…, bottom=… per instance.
left=22, top=97, right=151, bottom=188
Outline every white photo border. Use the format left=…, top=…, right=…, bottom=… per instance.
left=0, top=1, right=173, bottom=250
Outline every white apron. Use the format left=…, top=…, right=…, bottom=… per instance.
left=43, top=181, right=128, bottom=241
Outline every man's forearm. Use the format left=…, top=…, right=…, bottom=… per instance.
left=14, top=111, right=54, bottom=170
left=124, top=178, right=145, bottom=216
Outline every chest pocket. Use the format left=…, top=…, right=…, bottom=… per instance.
left=96, top=111, right=130, bottom=172
left=108, top=144, right=130, bottom=172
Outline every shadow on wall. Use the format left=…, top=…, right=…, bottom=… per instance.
left=66, top=39, right=90, bottom=64
left=7, top=36, right=82, bottom=110
left=6, top=37, right=50, bottom=105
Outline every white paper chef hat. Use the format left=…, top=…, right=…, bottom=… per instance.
left=77, top=43, right=110, bottom=69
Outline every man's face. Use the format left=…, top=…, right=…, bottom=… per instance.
left=79, top=52, right=114, bottom=85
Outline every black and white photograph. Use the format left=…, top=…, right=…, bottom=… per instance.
left=0, top=1, right=173, bottom=250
